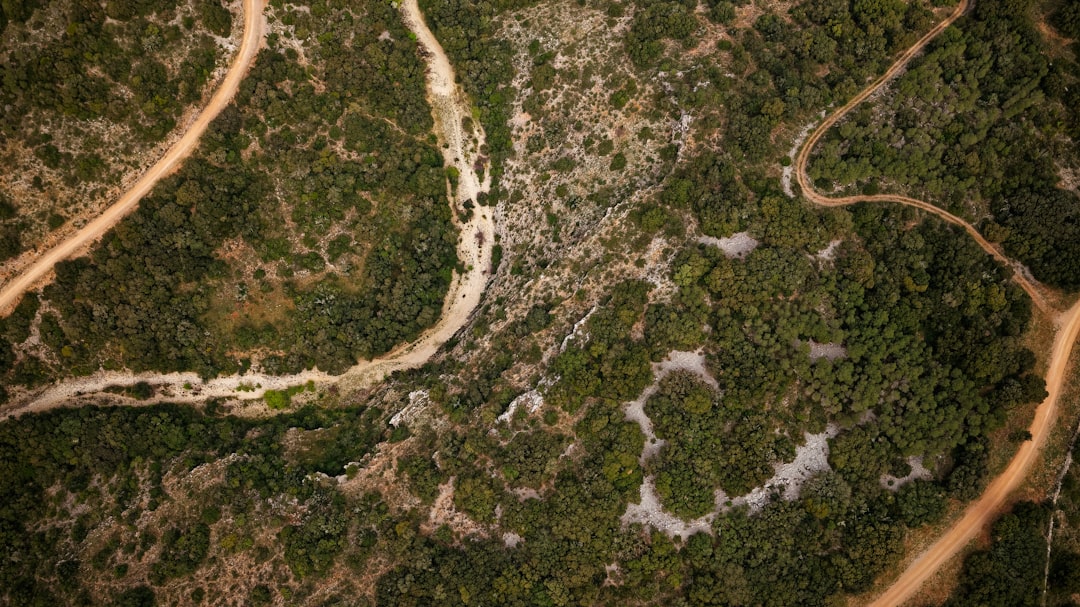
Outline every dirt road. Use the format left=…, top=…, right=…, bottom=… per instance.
left=793, top=0, right=1080, bottom=603
left=795, top=0, right=1056, bottom=316
left=868, top=302, right=1080, bottom=606
left=0, top=0, right=267, bottom=315
left=1, top=0, right=494, bottom=419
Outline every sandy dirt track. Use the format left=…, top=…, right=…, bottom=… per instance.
left=1, top=0, right=494, bottom=419
left=0, top=0, right=267, bottom=315
left=793, top=0, right=1080, bottom=603
left=868, top=302, right=1080, bottom=604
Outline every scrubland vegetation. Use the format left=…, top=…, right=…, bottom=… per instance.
left=0, top=0, right=236, bottom=265
left=0, top=0, right=459, bottom=395
left=2, top=0, right=1079, bottom=603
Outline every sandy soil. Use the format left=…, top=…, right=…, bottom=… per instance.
left=2, top=0, right=495, bottom=419
left=793, top=0, right=1080, bottom=601
left=0, top=0, right=268, bottom=315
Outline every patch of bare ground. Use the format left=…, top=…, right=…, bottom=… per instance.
left=492, top=0, right=672, bottom=282
left=1058, top=165, right=1080, bottom=196
left=0, top=0, right=246, bottom=288
left=1035, top=15, right=1075, bottom=58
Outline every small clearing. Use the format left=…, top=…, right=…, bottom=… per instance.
left=697, top=232, right=759, bottom=258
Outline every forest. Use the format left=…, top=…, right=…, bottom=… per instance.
left=807, top=0, right=1080, bottom=288
left=0, top=0, right=460, bottom=391
left=0, top=0, right=1078, bottom=602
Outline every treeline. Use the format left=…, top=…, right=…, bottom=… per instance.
left=808, top=0, right=1080, bottom=288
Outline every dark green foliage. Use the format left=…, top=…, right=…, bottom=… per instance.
left=499, top=430, right=568, bottom=488
left=111, top=586, right=156, bottom=607
left=625, top=1, right=696, bottom=67
left=946, top=437, right=991, bottom=500
left=0, top=226, right=20, bottom=261
left=0, top=190, right=22, bottom=259
left=945, top=501, right=1048, bottom=607
left=288, top=406, right=386, bottom=475
left=1049, top=550, right=1080, bottom=596
left=248, top=585, right=272, bottom=605
left=197, top=0, right=231, bottom=36
left=281, top=490, right=349, bottom=578
left=647, top=371, right=794, bottom=516
left=809, top=0, right=1080, bottom=288
left=1, top=1, right=1068, bottom=605
left=662, top=152, right=753, bottom=238
left=379, top=404, right=646, bottom=606
left=644, top=302, right=707, bottom=358
left=546, top=281, right=654, bottom=412
left=150, top=524, right=211, bottom=583
left=0, top=0, right=39, bottom=31
left=1051, top=0, right=1080, bottom=39
left=0, top=405, right=250, bottom=602
left=893, top=479, right=947, bottom=527
left=993, top=187, right=1080, bottom=290
left=0, top=194, right=15, bottom=219
left=453, top=470, right=503, bottom=523
left=399, top=455, right=443, bottom=504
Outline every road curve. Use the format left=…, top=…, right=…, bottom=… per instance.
left=792, top=0, right=1080, bottom=603
left=1, top=0, right=494, bottom=419
left=0, top=0, right=267, bottom=315
left=795, top=0, right=1055, bottom=316
left=868, top=301, right=1080, bottom=606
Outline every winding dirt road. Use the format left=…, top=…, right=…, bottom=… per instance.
left=0, top=0, right=267, bottom=315
left=795, top=0, right=1053, bottom=315
left=1, top=0, right=494, bottom=419
left=794, top=0, right=1080, bottom=603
